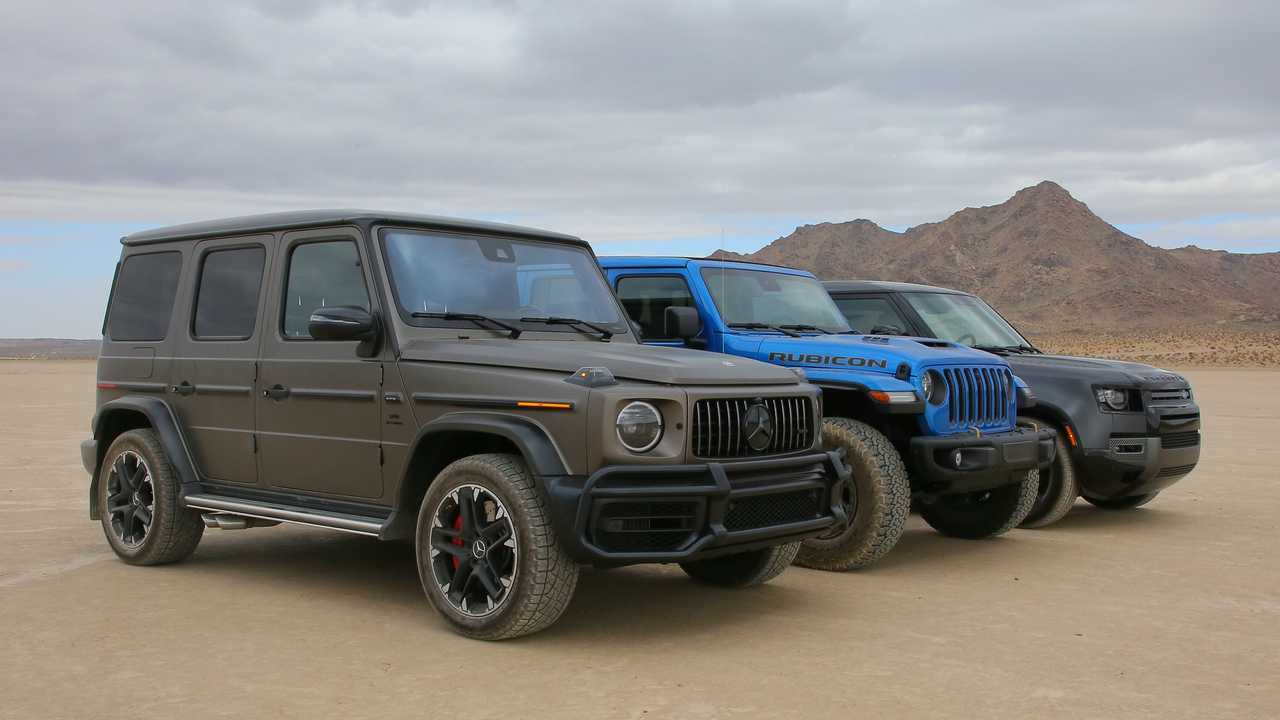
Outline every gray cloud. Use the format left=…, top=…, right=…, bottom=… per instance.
left=1, top=0, right=1278, bottom=248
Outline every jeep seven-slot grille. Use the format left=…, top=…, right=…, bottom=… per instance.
left=940, top=366, right=1015, bottom=431
left=692, top=396, right=814, bottom=459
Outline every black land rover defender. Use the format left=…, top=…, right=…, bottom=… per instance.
left=825, top=281, right=1201, bottom=527
left=79, top=210, right=849, bottom=640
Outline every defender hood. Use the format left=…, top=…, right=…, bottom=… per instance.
left=1000, top=353, right=1189, bottom=388
left=399, top=338, right=801, bottom=386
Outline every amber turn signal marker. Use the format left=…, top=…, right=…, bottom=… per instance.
left=1064, top=424, right=1078, bottom=447
left=516, top=401, right=573, bottom=410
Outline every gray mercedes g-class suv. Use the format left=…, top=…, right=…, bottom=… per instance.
left=81, top=210, right=848, bottom=639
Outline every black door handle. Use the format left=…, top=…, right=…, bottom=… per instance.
left=171, top=381, right=196, bottom=396
left=263, top=384, right=290, bottom=400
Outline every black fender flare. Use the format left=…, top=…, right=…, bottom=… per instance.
left=381, top=413, right=570, bottom=540
left=89, top=397, right=201, bottom=518
left=1017, top=396, right=1072, bottom=433
left=408, top=412, right=570, bottom=479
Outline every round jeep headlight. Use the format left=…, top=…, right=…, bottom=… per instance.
left=923, top=370, right=946, bottom=405
left=617, top=401, right=663, bottom=452
left=1095, top=387, right=1128, bottom=411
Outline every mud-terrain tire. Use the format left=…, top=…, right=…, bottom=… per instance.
left=1084, top=492, right=1159, bottom=510
left=97, top=429, right=203, bottom=565
left=415, top=453, right=578, bottom=640
left=919, top=470, right=1038, bottom=539
left=1019, top=421, right=1079, bottom=528
left=795, top=418, right=909, bottom=571
left=680, top=541, right=800, bottom=587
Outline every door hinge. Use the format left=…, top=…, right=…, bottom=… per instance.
left=378, top=445, right=385, bottom=466
left=252, top=434, right=258, bottom=453
left=253, top=360, right=259, bottom=383
left=379, top=363, right=385, bottom=386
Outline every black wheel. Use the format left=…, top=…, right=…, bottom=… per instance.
left=1019, top=421, right=1079, bottom=528
left=415, top=454, right=577, bottom=640
left=919, top=470, right=1038, bottom=539
left=680, top=542, right=799, bottom=587
left=1084, top=492, right=1159, bottom=510
left=795, top=418, right=909, bottom=571
left=97, top=429, right=203, bottom=565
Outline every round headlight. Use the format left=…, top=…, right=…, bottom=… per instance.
left=924, top=370, right=946, bottom=405
left=617, top=401, right=663, bottom=452
left=1096, top=388, right=1128, bottom=411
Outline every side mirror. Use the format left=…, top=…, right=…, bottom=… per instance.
left=309, top=306, right=378, bottom=342
left=665, top=306, right=701, bottom=341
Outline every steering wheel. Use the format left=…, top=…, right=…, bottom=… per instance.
left=956, top=333, right=977, bottom=346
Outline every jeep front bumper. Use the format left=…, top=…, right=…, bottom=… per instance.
left=909, top=426, right=1055, bottom=495
left=541, top=450, right=849, bottom=565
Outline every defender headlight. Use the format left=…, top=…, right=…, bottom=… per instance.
left=923, top=370, right=946, bottom=405
left=617, top=401, right=663, bottom=452
left=1095, top=387, right=1128, bottom=411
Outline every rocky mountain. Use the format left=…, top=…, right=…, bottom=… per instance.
left=712, top=181, right=1280, bottom=334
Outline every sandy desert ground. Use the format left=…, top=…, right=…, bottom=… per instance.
left=1, top=360, right=1276, bottom=719
left=1035, top=328, right=1280, bottom=368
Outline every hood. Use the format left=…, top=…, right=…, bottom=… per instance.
left=1001, top=353, right=1190, bottom=388
left=399, top=338, right=801, bottom=386
left=740, top=334, right=1012, bottom=374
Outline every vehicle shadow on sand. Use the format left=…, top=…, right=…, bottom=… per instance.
left=173, top=528, right=833, bottom=643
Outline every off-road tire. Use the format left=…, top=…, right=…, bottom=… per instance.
left=1084, top=492, right=1159, bottom=510
left=795, top=418, right=909, bottom=571
left=1019, top=422, right=1079, bottom=528
left=919, top=470, right=1038, bottom=539
left=415, top=453, right=577, bottom=640
left=680, top=541, right=800, bottom=587
left=97, top=429, right=203, bottom=565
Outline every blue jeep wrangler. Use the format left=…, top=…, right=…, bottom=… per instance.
left=600, top=257, right=1055, bottom=570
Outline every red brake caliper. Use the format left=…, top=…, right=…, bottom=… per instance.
left=451, top=514, right=464, bottom=571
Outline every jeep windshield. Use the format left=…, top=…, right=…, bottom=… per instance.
left=901, top=292, right=1038, bottom=352
left=700, top=267, right=851, bottom=334
left=382, top=229, right=625, bottom=336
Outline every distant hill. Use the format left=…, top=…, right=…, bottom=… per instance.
left=712, top=181, right=1280, bottom=335
left=0, top=339, right=100, bottom=359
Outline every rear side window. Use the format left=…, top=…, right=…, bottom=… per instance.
left=106, top=251, right=183, bottom=341
left=615, top=276, right=695, bottom=340
left=282, top=241, right=370, bottom=338
left=193, top=246, right=266, bottom=340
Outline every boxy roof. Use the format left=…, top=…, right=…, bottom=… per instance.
left=122, top=209, right=583, bottom=246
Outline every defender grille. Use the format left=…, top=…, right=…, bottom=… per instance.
left=1160, top=431, right=1201, bottom=449
left=1150, top=388, right=1192, bottom=405
left=1155, top=463, right=1197, bottom=479
left=940, top=366, right=1015, bottom=430
left=724, top=488, right=825, bottom=531
left=692, top=396, right=814, bottom=459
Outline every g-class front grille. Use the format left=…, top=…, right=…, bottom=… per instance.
left=692, top=396, right=814, bottom=459
left=939, top=366, right=1015, bottom=431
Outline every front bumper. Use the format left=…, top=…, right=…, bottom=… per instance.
left=542, top=450, right=849, bottom=565
left=1077, top=402, right=1202, bottom=499
left=909, top=426, right=1055, bottom=495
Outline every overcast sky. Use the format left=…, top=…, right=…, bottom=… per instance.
left=2, top=0, right=1278, bottom=337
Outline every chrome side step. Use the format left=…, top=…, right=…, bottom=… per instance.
left=184, top=493, right=384, bottom=537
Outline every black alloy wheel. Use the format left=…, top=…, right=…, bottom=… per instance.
left=428, top=484, right=518, bottom=617
left=105, top=450, right=155, bottom=547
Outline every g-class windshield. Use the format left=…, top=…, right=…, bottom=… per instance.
left=383, top=229, right=625, bottom=335
left=700, top=267, right=851, bottom=334
left=902, top=292, right=1035, bottom=352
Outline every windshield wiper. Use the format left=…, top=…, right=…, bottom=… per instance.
left=728, top=322, right=802, bottom=337
left=411, top=312, right=522, bottom=339
left=519, top=316, right=613, bottom=341
left=972, top=344, right=1040, bottom=355
left=778, top=324, right=833, bottom=334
